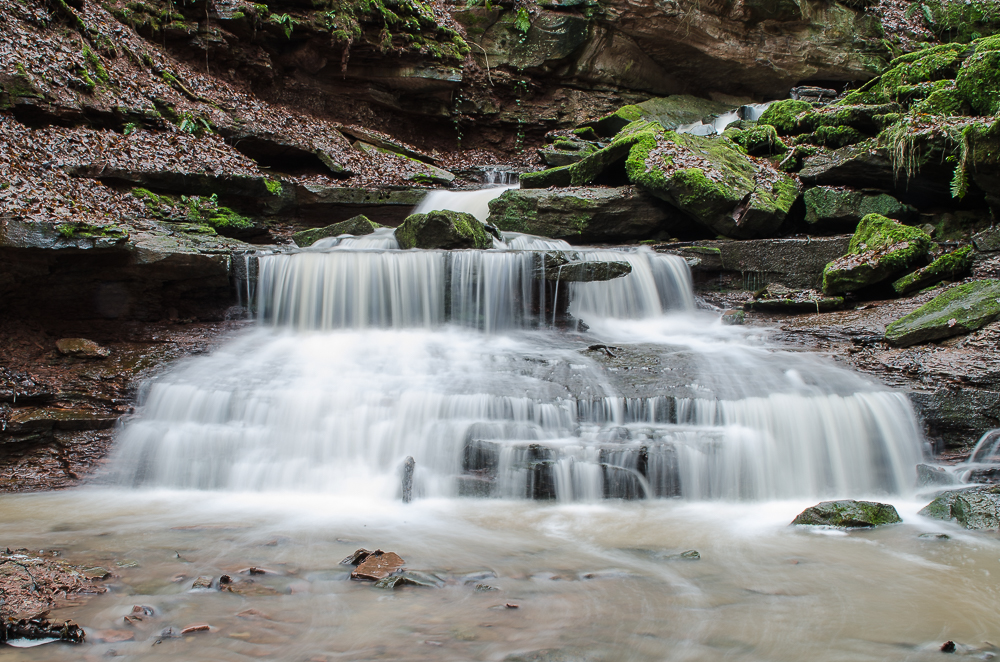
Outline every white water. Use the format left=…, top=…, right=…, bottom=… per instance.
left=677, top=102, right=774, bottom=136
left=108, top=188, right=924, bottom=501
left=413, top=185, right=517, bottom=222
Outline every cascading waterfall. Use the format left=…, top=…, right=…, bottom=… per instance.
left=109, top=187, right=925, bottom=501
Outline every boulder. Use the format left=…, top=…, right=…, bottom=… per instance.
left=919, top=485, right=1000, bottom=529
left=884, top=279, right=1000, bottom=347
left=916, top=463, right=962, bottom=488
left=395, top=210, right=493, bottom=250
left=55, top=338, right=110, bottom=358
left=791, top=500, right=902, bottom=527
left=292, top=215, right=382, bottom=248
left=539, top=139, right=597, bottom=167
left=955, top=38, right=1000, bottom=116
left=974, top=227, right=1000, bottom=252
left=821, top=213, right=932, bottom=294
left=803, top=186, right=915, bottom=234
left=488, top=186, right=678, bottom=243
left=619, top=122, right=800, bottom=239
left=727, top=124, right=788, bottom=157
left=540, top=254, right=632, bottom=282
left=757, top=99, right=814, bottom=135
left=891, top=246, right=973, bottom=296
left=799, top=141, right=896, bottom=189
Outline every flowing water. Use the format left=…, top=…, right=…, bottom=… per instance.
left=3, top=189, right=997, bottom=660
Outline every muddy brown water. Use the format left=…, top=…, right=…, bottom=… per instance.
left=1, top=492, right=997, bottom=661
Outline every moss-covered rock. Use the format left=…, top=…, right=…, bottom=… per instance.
left=757, top=99, right=814, bottom=135
left=891, top=246, right=973, bottom=295
left=743, top=285, right=845, bottom=313
left=539, top=140, right=597, bottom=167
left=292, top=215, right=382, bottom=247
left=955, top=44, right=1000, bottom=116
left=394, top=209, right=492, bottom=249
left=520, top=165, right=573, bottom=189
left=791, top=500, right=902, bottom=528
left=486, top=186, right=675, bottom=243
left=620, top=121, right=800, bottom=239
left=821, top=213, right=932, bottom=294
left=803, top=186, right=914, bottom=233
left=884, top=279, right=1000, bottom=346
left=919, top=485, right=1000, bottom=530
left=729, top=124, right=788, bottom=156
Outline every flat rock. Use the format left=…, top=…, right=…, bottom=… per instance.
left=792, top=500, right=902, bottom=527
left=799, top=141, right=896, bottom=189
left=919, top=485, right=1000, bottom=529
left=292, top=215, right=383, bottom=248
left=351, top=550, right=405, bottom=581
left=885, top=280, right=1000, bottom=347
left=487, top=186, right=678, bottom=243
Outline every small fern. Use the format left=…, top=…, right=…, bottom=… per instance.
left=514, top=7, right=530, bottom=34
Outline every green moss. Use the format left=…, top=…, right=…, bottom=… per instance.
left=731, top=124, right=788, bottom=156
left=892, top=245, right=973, bottom=295
left=885, top=279, right=1000, bottom=346
left=572, top=127, right=599, bottom=141
left=757, top=99, right=814, bottom=135
left=395, top=209, right=491, bottom=249
left=55, top=222, right=128, bottom=240
left=912, top=84, right=967, bottom=115
left=520, top=165, right=572, bottom=189
left=797, top=125, right=866, bottom=148
left=82, top=45, right=110, bottom=85
left=955, top=48, right=1000, bottom=115
left=264, top=178, right=283, bottom=196
left=791, top=500, right=902, bottom=527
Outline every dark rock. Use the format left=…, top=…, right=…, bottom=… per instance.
left=340, top=549, right=374, bottom=566
left=4, top=408, right=118, bottom=436
left=799, top=141, right=896, bottom=189
left=542, top=258, right=632, bottom=282
left=291, top=215, right=382, bottom=248
left=919, top=485, right=1000, bottom=529
left=0, top=617, right=86, bottom=644
left=520, top=166, right=573, bottom=189
left=288, top=184, right=427, bottom=227
left=395, top=210, right=493, bottom=250
left=803, top=186, right=915, bottom=234
left=351, top=550, right=405, bottom=581
left=790, top=86, right=840, bottom=103
left=908, top=389, right=1000, bottom=452
left=821, top=213, right=932, bottom=295
left=744, top=285, right=845, bottom=313
left=885, top=280, right=1000, bottom=347
left=973, top=227, right=1000, bottom=252
left=487, top=186, right=677, bottom=243
left=55, top=338, right=110, bottom=358
left=791, top=500, right=902, bottom=527
left=374, top=571, right=442, bottom=589
left=353, top=142, right=455, bottom=185
left=337, top=126, right=436, bottom=164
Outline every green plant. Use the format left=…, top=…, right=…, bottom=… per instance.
left=123, top=122, right=139, bottom=135
left=514, top=6, right=530, bottom=33
left=271, top=13, right=296, bottom=38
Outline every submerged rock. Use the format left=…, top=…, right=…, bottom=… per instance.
left=884, top=280, right=1000, bottom=347
left=292, top=215, right=382, bottom=248
left=916, top=463, right=962, bottom=488
left=395, top=210, right=492, bottom=250
left=919, top=485, right=1000, bottom=529
left=791, top=500, right=902, bottom=527
left=487, top=186, right=675, bottom=243
left=891, top=246, right=972, bottom=296
left=803, top=186, right=914, bottom=234
left=55, top=338, right=110, bottom=359
left=541, top=255, right=632, bottom=282
left=821, top=213, right=932, bottom=295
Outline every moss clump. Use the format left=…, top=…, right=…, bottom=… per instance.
left=55, top=222, right=128, bottom=240
left=791, top=500, right=902, bottom=527
left=803, top=187, right=912, bottom=231
left=912, top=84, right=968, bottom=115
left=892, top=245, right=973, bottom=295
left=82, top=45, right=110, bottom=85
left=731, top=123, right=788, bottom=156
left=822, top=213, right=932, bottom=294
left=885, top=279, right=1000, bottom=346
left=955, top=46, right=1000, bottom=115
left=132, top=188, right=255, bottom=233
left=757, top=99, right=814, bottom=135
left=395, top=209, right=492, bottom=249
left=572, top=127, right=599, bottom=141
left=264, top=178, right=283, bottom=196
left=796, top=125, right=867, bottom=148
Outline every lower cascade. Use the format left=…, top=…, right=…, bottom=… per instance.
left=109, top=191, right=924, bottom=501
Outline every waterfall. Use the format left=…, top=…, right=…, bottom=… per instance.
left=413, top=185, right=517, bottom=222
left=109, top=186, right=925, bottom=502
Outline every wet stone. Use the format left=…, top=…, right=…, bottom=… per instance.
left=190, top=575, right=214, bottom=590
left=55, top=338, right=110, bottom=358
left=792, top=500, right=902, bottom=528
left=350, top=550, right=405, bottom=581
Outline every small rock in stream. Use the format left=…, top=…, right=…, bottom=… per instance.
left=721, top=310, right=745, bottom=325
left=340, top=548, right=373, bottom=566
left=55, top=338, right=110, bottom=358
left=350, top=550, right=405, bottom=581
left=180, top=623, right=211, bottom=634
left=190, top=576, right=214, bottom=590
left=791, top=500, right=902, bottom=528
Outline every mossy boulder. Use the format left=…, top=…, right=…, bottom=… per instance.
left=955, top=38, right=1000, bottom=116
left=803, top=186, right=914, bottom=233
left=292, top=215, right=382, bottom=247
left=619, top=121, right=800, bottom=239
left=799, top=140, right=895, bottom=188
left=891, top=246, right=973, bottom=296
left=394, top=210, right=492, bottom=250
left=791, top=500, right=902, bottom=528
left=539, top=140, right=597, bottom=167
left=743, top=285, right=845, bottom=313
left=919, top=485, right=1000, bottom=530
left=757, top=99, right=814, bottom=135
left=884, top=279, right=1000, bottom=346
left=821, top=213, right=932, bottom=294
left=486, top=186, right=676, bottom=243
